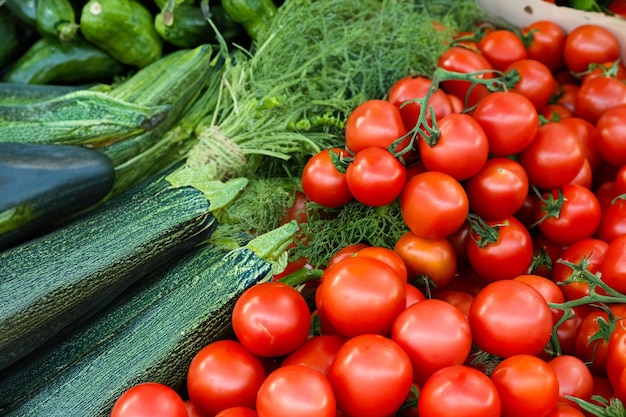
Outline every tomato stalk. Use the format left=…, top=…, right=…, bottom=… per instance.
left=276, top=266, right=323, bottom=287
left=566, top=395, right=626, bottom=417
left=531, top=186, right=567, bottom=228
left=466, top=213, right=508, bottom=248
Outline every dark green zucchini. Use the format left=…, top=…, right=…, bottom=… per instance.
left=0, top=142, right=115, bottom=250
left=155, top=4, right=214, bottom=48
left=0, top=8, right=23, bottom=70
left=0, top=221, right=297, bottom=417
left=36, top=0, right=80, bottom=42
left=0, top=82, right=97, bottom=105
left=0, top=172, right=217, bottom=370
left=3, top=0, right=38, bottom=28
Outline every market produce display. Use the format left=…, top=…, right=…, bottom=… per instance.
left=1, top=0, right=626, bottom=416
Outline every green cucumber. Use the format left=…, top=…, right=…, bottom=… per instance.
left=0, top=221, right=297, bottom=417
left=0, top=89, right=170, bottom=146
left=36, top=0, right=80, bottom=42
left=3, top=0, right=38, bottom=27
left=0, top=172, right=217, bottom=370
left=0, top=142, right=115, bottom=250
left=155, top=4, right=213, bottom=48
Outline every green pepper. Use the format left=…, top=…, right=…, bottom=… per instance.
left=80, top=0, right=163, bottom=68
left=36, top=0, right=80, bottom=42
left=220, top=0, right=277, bottom=42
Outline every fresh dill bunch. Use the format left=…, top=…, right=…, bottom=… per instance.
left=292, top=200, right=411, bottom=268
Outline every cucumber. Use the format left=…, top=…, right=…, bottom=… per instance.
left=0, top=89, right=170, bottom=146
left=36, top=0, right=80, bottom=42
left=0, top=172, right=217, bottom=370
left=3, top=0, right=38, bottom=28
left=0, top=221, right=298, bottom=417
left=0, top=142, right=115, bottom=250
left=155, top=4, right=213, bottom=48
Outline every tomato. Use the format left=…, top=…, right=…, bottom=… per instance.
left=563, top=24, right=621, bottom=73
left=418, top=365, right=501, bottom=417
left=215, top=407, right=258, bottom=417
left=535, top=184, right=602, bottom=245
left=552, top=238, right=608, bottom=301
left=325, top=243, right=369, bottom=269
left=477, top=29, right=527, bottom=71
left=574, top=76, right=626, bottom=125
left=582, top=60, right=626, bottom=84
left=400, top=171, right=469, bottom=239
left=281, top=335, right=346, bottom=377
left=418, top=112, right=489, bottom=181
left=392, top=299, right=472, bottom=385
left=301, top=148, right=352, bottom=208
left=465, top=157, right=529, bottom=221
left=437, top=46, right=494, bottom=108
left=616, top=165, right=626, bottom=195
left=607, top=319, right=626, bottom=402
left=394, top=230, right=458, bottom=289
left=447, top=220, right=470, bottom=267
left=316, top=256, right=405, bottom=338
left=355, top=246, right=408, bottom=282
left=513, top=274, right=565, bottom=323
left=404, top=283, right=426, bottom=308
left=522, top=20, right=566, bottom=72
left=506, top=58, right=557, bottom=111
left=186, top=340, right=266, bottom=416
left=466, top=215, right=533, bottom=282
left=555, top=83, right=579, bottom=114
left=540, top=103, right=573, bottom=121
left=545, top=404, right=585, bottom=417
left=387, top=75, right=453, bottom=131
left=598, top=235, right=626, bottom=294
left=345, top=147, right=406, bottom=207
left=433, top=289, right=473, bottom=318
left=256, top=364, right=336, bottom=417
left=596, top=196, right=626, bottom=242
left=548, top=355, right=594, bottom=408
left=559, top=117, right=600, bottom=171
left=184, top=401, right=207, bottom=417
left=555, top=306, right=589, bottom=356
left=490, top=355, right=559, bottom=417
left=469, top=280, right=553, bottom=357
left=447, top=93, right=465, bottom=113
left=471, top=91, right=538, bottom=157
left=519, top=121, right=585, bottom=190
left=328, top=334, right=413, bottom=417
left=232, top=282, right=310, bottom=357
left=593, top=104, right=626, bottom=168
left=111, top=383, right=187, bottom=417
left=345, top=99, right=407, bottom=153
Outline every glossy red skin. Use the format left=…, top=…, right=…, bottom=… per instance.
left=522, top=20, right=566, bottom=72
left=433, top=289, right=474, bottom=318
left=559, top=117, right=600, bottom=171
left=477, top=29, right=528, bottom=71
left=471, top=91, right=538, bottom=156
left=355, top=246, right=408, bottom=283
left=540, top=103, right=573, bottom=121
left=346, top=147, right=406, bottom=207
left=437, top=46, right=494, bottom=108
left=184, top=401, right=207, bottom=417
left=607, top=319, right=626, bottom=402
left=418, top=112, right=489, bottom=181
left=465, top=157, right=529, bottom=221
left=186, top=340, right=266, bottom=416
left=281, top=335, right=346, bottom=377
left=392, top=299, right=472, bottom=385
left=548, top=355, right=594, bottom=407
left=519, top=122, right=585, bottom=190
left=596, top=197, right=626, bottom=243
left=616, top=164, right=626, bottom=195
left=325, top=243, right=369, bottom=270
left=563, top=24, right=621, bottom=73
left=569, top=158, right=593, bottom=190
left=345, top=99, right=407, bottom=153
left=418, top=365, right=501, bottom=417
left=574, top=76, right=626, bottom=125
left=215, top=407, right=259, bottom=417
left=468, top=280, right=553, bottom=357
left=490, top=355, right=560, bottom=417
left=599, top=235, right=626, bottom=294
left=404, top=282, right=426, bottom=308
left=256, top=365, right=336, bottom=417
left=111, top=383, right=188, bottom=417
left=555, top=306, right=589, bottom=356
left=301, top=148, right=352, bottom=208
left=593, top=104, right=626, bottom=168
left=513, top=274, right=565, bottom=323
left=328, top=334, right=413, bottom=417
left=545, top=404, right=585, bottom=417
left=506, top=58, right=557, bottom=110
left=552, top=238, right=608, bottom=301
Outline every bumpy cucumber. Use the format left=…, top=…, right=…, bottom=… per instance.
left=36, top=0, right=80, bottom=42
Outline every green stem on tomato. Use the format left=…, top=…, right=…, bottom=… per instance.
left=277, top=266, right=323, bottom=287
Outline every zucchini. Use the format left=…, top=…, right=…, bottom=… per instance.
left=155, top=4, right=214, bottom=49
left=0, top=82, right=96, bottom=105
left=0, top=142, right=115, bottom=251
left=0, top=89, right=170, bottom=146
left=0, top=172, right=217, bottom=370
left=36, top=0, right=80, bottom=42
left=0, top=221, right=298, bottom=417
left=3, top=0, right=37, bottom=28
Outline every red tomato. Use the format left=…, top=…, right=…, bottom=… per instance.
left=256, top=365, right=336, bottom=417
left=569, top=158, right=593, bottom=189
left=281, top=335, right=346, bottom=377
left=447, top=93, right=465, bottom=113
left=555, top=83, right=579, bottom=114
left=598, top=235, right=626, bottom=294
left=466, top=215, right=533, bottom=282
left=418, top=112, right=489, bottom=180
left=522, top=20, right=566, bottom=72
left=400, top=171, right=469, bottom=239
left=607, top=319, right=626, bottom=402
left=595, top=180, right=619, bottom=209
left=477, top=29, right=528, bottom=71
left=582, top=60, right=626, bottom=84
left=325, top=243, right=369, bottom=269
left=355, top=246, right=408, bottom=283
left=465, top=157, right=529, bottom=221
left=574, top=76, right=626, bottom=125
left=534, top=184, right=602, bottom=245
left=469, top=280, right=553, bottom=357
left=111, top=383, right=187, bottom=417
left=418, top=365, right=501, bottom=417
left=513, top=274, right=565, bottom=323
left=215, top=407, right=258, bottom=417
left=490, top=355, right=559, bottom=417
left=519, top=121, right=585, bottom=190
left=616, top=164, right=626, bottom=195
left=545, top=404, right=585, bottom=417
left=345, top=147, right=406, bottom=207
left=540, top=103, right=573, bottom=121
left=437, top=46, right=494, bottom=108
left=184, top=401, right=207, bottom=417
left=506, top=58, right=557, bottom=110
left=392, top=299, right=472, bottom=385
left=404, top=282, right=426, bottom=308
left=471, top=91, right=538, bottom=156
left=394, top=231, right=458, bottom=289
left=433, top=289, right=474, bottom=318
left=559, top=117, right=600, bottom=171
left=328, top=334, right=413, bottom=417
left=563, top=24, right=621, bottom=73
left=596, top=196, right=626, bottom=242
left=232, top=282, right=310, bottom=357
left=593, top=104, right=626, bottom=168
left=316, top=256, right=406, bottom=338
left=345, top=99, right=407, bottom=153
left=387, top=75, right=453, bottom=130
left=447, top=220, right=470, bottom=267
left=186, top=340, right=266, bottom=417
left=552, top=238, right=608, bottom=301
left=301, top=148, right=352, bottom=208
left=548, top=355, right=594, bottom=408
left=554, top=306, right=589, bottom=356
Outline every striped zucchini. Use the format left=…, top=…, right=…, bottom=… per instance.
left=0, top=82, right=93, bottom=106
left=0, top=172, right=217, bottom=370
left=0, top=221, right=298, bottom=417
